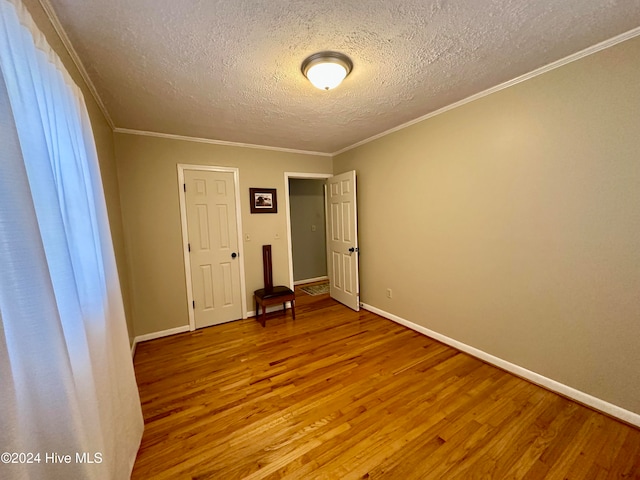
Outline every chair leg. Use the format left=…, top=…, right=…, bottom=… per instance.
left=291, top=299, right=295, bottom=320
left=261, top=302, right=266, bottom=327
left=255, top=297, right=265, bottom=327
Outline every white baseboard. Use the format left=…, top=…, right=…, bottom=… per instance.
left=132, top=325, right=191, bottom=357
left=294, top=276, right=329, bottom=286
left=362, top=303, right=640, bottom=429
left=130, top=306, right=293, bottom=355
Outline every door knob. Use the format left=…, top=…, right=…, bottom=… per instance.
left=231, top=252, right=237, bottom=258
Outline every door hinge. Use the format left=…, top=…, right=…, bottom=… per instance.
left=188, top=243, right=191, bottom=252
left=183, top=183, right=186, bottom=192
left=192, top=300, right=195, bottom=309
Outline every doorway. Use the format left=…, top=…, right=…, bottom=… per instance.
left=284, top=173, right=332, bottom=288
left=288, top=178, right=328, bottom=285
left=284, top=171, right=360, bottom=312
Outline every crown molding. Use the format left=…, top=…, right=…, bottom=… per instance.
left=333, top=25, right=640, bottom=157
left=114, top=128, right=332, bottom=157
left=38, top=0, right=114, bottom=129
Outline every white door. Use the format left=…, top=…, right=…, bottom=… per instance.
left=184, top=169, right=242, bottom=328
left=326, top=170, right=360, bottom=311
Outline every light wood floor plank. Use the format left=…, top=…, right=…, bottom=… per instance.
left=132, top=284, right=640, bottom=479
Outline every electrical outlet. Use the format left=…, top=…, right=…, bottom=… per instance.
left=386, top=288, right=392, bottom=299
left=245, top=234, right=251, bottom=241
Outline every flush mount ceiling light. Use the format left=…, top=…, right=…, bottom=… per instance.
left=301, top=51, right=353, bottom=91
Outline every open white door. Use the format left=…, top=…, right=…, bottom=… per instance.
left=326, top=170, right=360, bottom=311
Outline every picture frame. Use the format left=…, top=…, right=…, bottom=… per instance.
left=250, top=188, right=277, bottom=214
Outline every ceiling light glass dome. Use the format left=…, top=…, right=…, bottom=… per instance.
left=301, top=52, right=353, bottom=91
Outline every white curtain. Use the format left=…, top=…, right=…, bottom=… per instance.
left=0, top=0, right=143, bottom=478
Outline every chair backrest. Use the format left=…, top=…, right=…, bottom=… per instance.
left=262, top=245, right=273, bottom=290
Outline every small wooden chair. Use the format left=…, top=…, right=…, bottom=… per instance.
left=254, top=245, right=295, bottom=327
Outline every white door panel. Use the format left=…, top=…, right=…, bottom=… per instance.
left=185, top=169, right=242, bottom=328
left=326, top=170, right=360, bottom=311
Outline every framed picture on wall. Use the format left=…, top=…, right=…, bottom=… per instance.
left=250, top=188, right=277, bottom=213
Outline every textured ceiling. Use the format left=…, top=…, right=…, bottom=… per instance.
left=46, top=0, right=640, bottom=154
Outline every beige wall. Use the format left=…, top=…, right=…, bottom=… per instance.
left=335, top=36, right=640, bottom=414
left=114, top=133, right=332, bottom=336
left=21, top=0, right=134, bottom=341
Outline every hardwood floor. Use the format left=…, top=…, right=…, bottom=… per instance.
left=132, top=284, right=640, bottom=479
